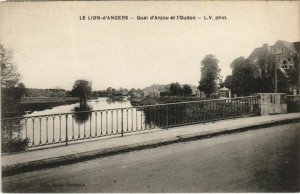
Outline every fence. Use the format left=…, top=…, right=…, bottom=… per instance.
left=287, top=95, right=300, bottom=113
left=1, top=96, right=260, bottom=151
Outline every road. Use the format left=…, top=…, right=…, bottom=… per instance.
left=2, top=122, right=300, bottom=192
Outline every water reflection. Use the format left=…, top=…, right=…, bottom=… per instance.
left=106, top=97, right=126, bottom=104
left=2, top=98, right=134, bottom=153
left=73, top=104, right=92, bottom=124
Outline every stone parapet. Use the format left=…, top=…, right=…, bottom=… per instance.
left=255, top=93, right=287, bottom=115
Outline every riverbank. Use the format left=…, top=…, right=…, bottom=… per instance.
left=21, top=97, right=79, bottom=104
left=2, top=97, right=80, bottom=118
left=130, top=96, right=203, bottom=106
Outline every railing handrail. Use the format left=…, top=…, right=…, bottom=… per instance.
left=1, top=95, right=259, bottom=120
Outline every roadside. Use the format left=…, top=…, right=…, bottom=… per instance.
left=2, top=113, right=300, bottom=176
left=3, top=123, right=299, bottom=192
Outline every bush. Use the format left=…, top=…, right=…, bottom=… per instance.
left=2, top=137, right=29, bottom=153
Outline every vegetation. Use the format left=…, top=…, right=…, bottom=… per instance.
left=1, top=45, right=21, bottom=88
left=1, top=45, right=27, bottom=113
left=128, top=88, right=144, bottom=98
left=160, top=83, right=193, bottom=97
left=1, top=44, right=29, bottom=152
left=70, top=80, right=92, bottom=105
left=198, top=55, right=221, bottom=95
left=26, top=88, right=68, bottom=97
left=143, top=99, right=259, bottom=128
left=230, top=57, right=259, bottom=96
left=89, top=87, right=144, bottom=98
left=182, top=84, right=193, bottom=96
left=169, top=82, right=182, bottom=96
left=224, top=53, right=300, bottom=96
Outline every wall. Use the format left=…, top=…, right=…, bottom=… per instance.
left=255, top=93, right=287, bottom=115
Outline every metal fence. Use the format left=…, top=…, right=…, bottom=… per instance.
left=1, top=96, right=260, bottom=150
left=287, top=95, right=300, bottom=113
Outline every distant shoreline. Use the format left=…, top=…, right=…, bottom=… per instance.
left=130, top=96, right=203, bottom=106
left=21, top=97, right=80, bottom=104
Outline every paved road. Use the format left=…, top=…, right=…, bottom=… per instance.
left=2, top=122, right=300, bottom=192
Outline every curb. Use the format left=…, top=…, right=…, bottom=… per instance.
left=2, top=117, right=300, bottom=177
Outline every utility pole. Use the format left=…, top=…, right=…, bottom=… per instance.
left=274, top=52, right=283, bottom=93
left=274, top=59, right=278, bottom=93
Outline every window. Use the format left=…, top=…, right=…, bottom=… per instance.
left=283, top=60, right=287, bottom=65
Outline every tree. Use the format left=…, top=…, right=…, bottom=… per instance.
left=128, top=88, right=136, bottom=97
left=136, top=88, right=144, bottom=97
left=1, top=45, right=21, bottom=88
left=117, top=87, right=128, bottom=96
left=1, top=45, right=27, bottom=114
left=222, top=75, right=233, bottom=89
left=182, top=84, right=192, bottom=96
left=70, top=80, right=92, bottom=105
left=106, top=87, right=112, bottom=94
left=111, top=88, right=117, bottom=95
left=231, top=57, right=259, bottom=96
left=198, top=55, right=221, bottom=95
left=169, top=82, right=182, bottom=96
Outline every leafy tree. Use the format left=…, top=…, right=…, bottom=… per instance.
left=13, top=82, right=27, bottom=99
left=128, top=88, right=144, bottom=98
left=1, top=45, right=21, bottom=88
left=1, top=45, right=27, bottom=114
left=111, top=88, right=117, bottom=95
left=117, top=87, right=128, bottom=96
left=231, top=57, right=259, bottom=96
left=169, top=82, right=182, bottom=96
left=70, top=80, right=92, bottom=105
left=283, top=54, right=299, bottom=93
left=198, top=55, right=221, bottom=95
left=222, top=75, right=233, bottom=89
left=106, top=87, right=112, bottom=94
left=182, top=84, right=192, bottom=96
left=136, top=88, right=144, bottom=97
left=128, top=88, right=136, bottom=97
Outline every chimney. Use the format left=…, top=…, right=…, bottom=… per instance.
left=262, top=43, right=269, bottom=53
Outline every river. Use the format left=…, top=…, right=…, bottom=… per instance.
left=25, top=97, right=133, bottom=116
left=2, top=97, right=148, bottom=152
left=2, top=96, right=260, bottom=152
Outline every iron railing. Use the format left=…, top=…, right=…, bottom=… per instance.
left=287, top=95, right=300, bottom=113
left=1, top=96, right=260, bottom=150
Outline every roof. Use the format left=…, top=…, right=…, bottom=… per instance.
left=248, top=44, right=268, bottom=62
left=219, top=87, right=231, bottom=91
left=248, top=40, right=300, bottom=63
left=276, top=40, right=298, bottom=54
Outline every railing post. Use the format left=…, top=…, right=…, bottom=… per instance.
left=121, top=109, right=124, bottom=137
left=65, top=114, right=68, bottom=146
left=233, top=99, right=236, bottom=119
left=166, top=105, right=169, bottom=129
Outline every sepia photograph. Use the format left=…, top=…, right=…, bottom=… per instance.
left=1, top=1, right=300, bottom=192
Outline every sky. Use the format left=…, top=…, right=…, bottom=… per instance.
left=0, top=1, right=299, bottom=91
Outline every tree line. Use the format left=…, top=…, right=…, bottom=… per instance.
left=89, top=87, right=144, bottom=98
left=160, top=83, right=193, bottom=96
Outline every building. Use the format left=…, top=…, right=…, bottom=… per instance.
left=142, top=84, right=169, bottom=97
left=219, top=87, right=231, bottom=98
left=247, top=40, right=300, bottom=93
left=195, top=90, right=206, bottom=99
